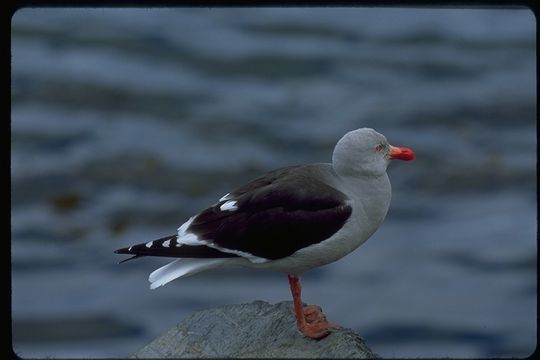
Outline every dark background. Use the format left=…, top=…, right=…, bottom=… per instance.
left=11, top=7, right=536, bottom=358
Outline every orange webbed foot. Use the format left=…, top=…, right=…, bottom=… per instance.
left=303, top=304, right=328, bottom=324
left=299, top=321, right=338, bottom=340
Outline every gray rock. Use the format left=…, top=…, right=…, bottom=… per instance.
left=134, top=300, right=379, bottom=358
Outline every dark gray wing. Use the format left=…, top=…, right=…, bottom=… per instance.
left=188, top=165, right=352, bottom=260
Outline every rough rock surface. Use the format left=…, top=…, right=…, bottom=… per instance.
left=134, top=300, right=379, bottom=358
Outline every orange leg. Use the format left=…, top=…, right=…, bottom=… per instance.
left=287, top=274, right=337, bottom=340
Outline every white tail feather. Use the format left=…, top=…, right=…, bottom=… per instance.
left=149, top=258, right=227, bottom=290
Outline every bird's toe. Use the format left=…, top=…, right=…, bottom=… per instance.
left=303, top=304, right=327, bottom=324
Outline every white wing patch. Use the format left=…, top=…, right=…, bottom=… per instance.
left=178, top=216, right=195, bottom=235
left=219, top=200, right=238, bottom=212
left=176, top=216, right=206, bottom=246
left=163, top=239, right=171, bottom=248
left=145, top=241, right=153, bottom=248
left=178, top=233, right=203, bottom=246
left=219, top=193, right=231, bottom=201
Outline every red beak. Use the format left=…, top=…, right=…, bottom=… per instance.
left=388, top=146, right=415, bottom=161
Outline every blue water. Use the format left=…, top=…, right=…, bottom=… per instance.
left=11, top=8, right=536, bottom=358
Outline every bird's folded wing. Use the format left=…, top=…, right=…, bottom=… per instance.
left=115, top=165, right=353, bottom=262
left=189, top=165, right=353, bottom=260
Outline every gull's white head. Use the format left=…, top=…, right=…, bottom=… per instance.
left=332, top=128, right=415, bottom=177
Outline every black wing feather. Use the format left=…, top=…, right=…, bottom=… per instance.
left=114, top=234, right=239, bottom=259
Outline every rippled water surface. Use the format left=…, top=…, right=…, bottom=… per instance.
left=11, top=7, right=536, bottom=358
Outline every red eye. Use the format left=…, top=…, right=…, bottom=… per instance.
left=375, top=144, right=384, bottom=152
